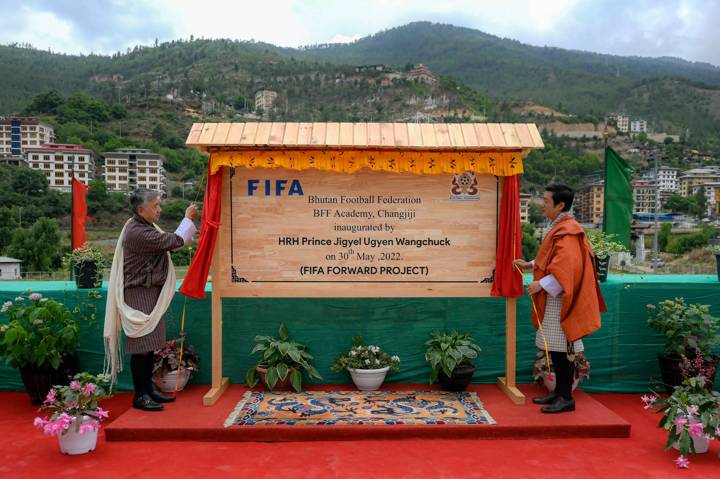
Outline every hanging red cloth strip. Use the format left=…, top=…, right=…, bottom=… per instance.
left=491, top=174, right=524, bottom=298
left=71, top=176, right=88, bottom=249
left=179, top=166, right=223, bottom=299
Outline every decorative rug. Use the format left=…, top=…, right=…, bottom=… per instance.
left=224, top=390, right=496, bottom=427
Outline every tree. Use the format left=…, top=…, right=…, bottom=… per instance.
left=658, top=222, right=672, bottom=252
left=694, top=187, right=707, bottom=218
left=664, top=193, right=690, bottom=213
left=7, top=218, right=62, bottom=271
left=528, top=201, right=544, bottom=225
left=12, top=168, right=48, bottom=196
left=24, top=90, right=64, bottom=114
left=521, top=223, right=539, bottom=259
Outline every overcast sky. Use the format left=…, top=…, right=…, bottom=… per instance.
left=1, top=0, right=718, bottom=66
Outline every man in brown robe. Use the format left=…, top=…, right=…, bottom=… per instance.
left=514, top=183, right=606, bottom=413
left=123, top=189, right=197, bottom=411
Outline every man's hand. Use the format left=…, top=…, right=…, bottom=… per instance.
left=513, top=259, right=533, bottom=270
left=185, top=203, right=198, bottom=221
left=526, top=280, right=542, bottom=295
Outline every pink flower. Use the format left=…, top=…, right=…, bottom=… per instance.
left=674, top=455, right=690, bottom=469
left=95, top=407, right=109, bottom=419
left=69, top=381, right=82, bottom=391
left=640, top=394, right=657, bottom=409
left=686, top=405, right=699, bottom=417
left=78, top=420, right=99, bottom=434
left=688, top=420, right=704, bottom=437
left=83, top=383, right=96, bottom=395
left=33, top=417, right=47, bottom=429
left=43, top=389, right=57, bottom=405
left=674, top=416, right=688, bottom=430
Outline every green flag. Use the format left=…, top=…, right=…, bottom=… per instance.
left=603, top=146, right=634, bottom=248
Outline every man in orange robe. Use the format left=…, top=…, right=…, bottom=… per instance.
left=514, top=184, right=607, bottom=413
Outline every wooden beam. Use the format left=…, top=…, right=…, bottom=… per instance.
left=498, top=297, right=526, bottom=404
left=203, top=377, right=230, bottom=406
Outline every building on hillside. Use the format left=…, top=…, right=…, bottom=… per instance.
left=575, top=179, right=605, bottom=225
left=103, top=148, right=167, bottom=195
left=25, top=143, right=95, bottom=192
left=630, top=119, right=647, bottom=134
left=0, top=257, right=22, bottom=280
left=407, top=64, right=437, bottom=84
left=614, top=115, right=630, bottom=133
left=354, top=65, right=387, bottom=73
left=631, top=179, right=658, bottom=214
left=690, top=182, right=720, bottom=218
left=520, top=193, right=531, bottom=224
left=0, top=116, right=55, bottom=166
left=656, top=166, right=679, bottom=192
left=255, top=90, right=278, bottom=117
left=677, top=166, right=720, bottom=197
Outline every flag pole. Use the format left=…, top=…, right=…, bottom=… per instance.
left=602, top=123, right=608, bottom=232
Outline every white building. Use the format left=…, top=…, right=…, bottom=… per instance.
left=255, top=90, right=278, bottom=115
left=103, top=148, right=167, bottom=195
left=632, top=179, right=658, bottom=214
left=0, top=116, right=55, bottom=166
left=25, top=143, right=95, bottom=192
left=630, top=120, right=647, bottom=133
left=0, top=257, right=22, bottom=280
left=520, top=193, right=531, bottom=224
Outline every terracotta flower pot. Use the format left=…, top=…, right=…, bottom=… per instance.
left=256, top=366, right=295, bottom=391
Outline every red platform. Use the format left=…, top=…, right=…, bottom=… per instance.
left=105, top=383, right=630, bottom=442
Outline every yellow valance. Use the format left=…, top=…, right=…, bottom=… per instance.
left=209, top=149, right=523, bottom=176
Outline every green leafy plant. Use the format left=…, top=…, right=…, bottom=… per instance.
left=331, top=336, right=400, bottom=373
left=705, top=244, right=720, bottom=255
left=424, top=331, right=481, bottom=383
left=647, top=298, right=720, bottom=358
left=245, top=323, right=322, bottom=392
left=643, top=376, right=720, bottom=466
left=0, top=293, right=80, bottom=369
left=586, top=231, right=629, bottom=259
left=62, top=243, right=106, bottom=271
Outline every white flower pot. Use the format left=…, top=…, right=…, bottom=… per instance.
left=154, top=368, right=191, bottom=393
left=58, top=416, right=98, bottom=455
left=673, top=432, right=711, bottom=454
left=542, top=372, right=579, bottom=393
left=348, top=366, right=389, bottom=391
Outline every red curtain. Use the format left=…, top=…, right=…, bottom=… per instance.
left=179, top=167, right=223, bottom=299
left=71, top=176, right=88, bottom=249
left=491, top=174, right=523, bottom=298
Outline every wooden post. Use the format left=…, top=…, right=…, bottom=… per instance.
left=203, top=190, right=230, bottom=406
left=498, top=297, right=525, bottom=404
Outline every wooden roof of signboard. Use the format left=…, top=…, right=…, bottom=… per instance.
left=186, top=122, right=544, bottom=152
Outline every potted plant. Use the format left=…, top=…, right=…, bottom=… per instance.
left=706, top=244, right=720, bottom=282
left=33, top=372, right=113, bottom=455
left=245, top=323, right=322, bottom=392
left=153, top=338, right=200, bottom=393
left=586, top=231, right=628, bottom=282
left=0, top=293, right=80, bottom=404
left=424, top=331, right=482, bottom=391
left=331, top=336, right=400, bottom=391
left=64, top=244, right=105, bottom=289
left=647, top=298, right=720, bottom=390
left=532, top=349, right=591, bottom=392
left=642, top=376, right=720, bottom=468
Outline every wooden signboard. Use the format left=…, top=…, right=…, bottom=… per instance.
left=215, top=167, right=499, bottom=298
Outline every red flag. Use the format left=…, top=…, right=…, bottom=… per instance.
left=491, top=175, right=524, bottom=297
left=72, top=176, right=88, bottom=249
left=179, top=166, right=223, bottom=299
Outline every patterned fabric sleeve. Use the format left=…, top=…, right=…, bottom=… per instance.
left=124, top=224, right=184, bottom=256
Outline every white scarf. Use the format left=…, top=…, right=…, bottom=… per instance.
left=103, top=218, right=177, bottom=386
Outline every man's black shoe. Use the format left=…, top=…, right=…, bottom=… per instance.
left=541, top=397, right=575, bottom=413
left=132, top=394, right=164, bottom=411
left=149, top=389, right=176, bottom=403
left=532, top=393, right=558, bottom=405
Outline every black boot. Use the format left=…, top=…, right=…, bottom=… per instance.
left=133, top=394, right=164, bottom=411
left=532, top=392, right=559, bottom=405
left=144, top=352, right=175, bottom=404
left=131, top=354, right=163, bottom=411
